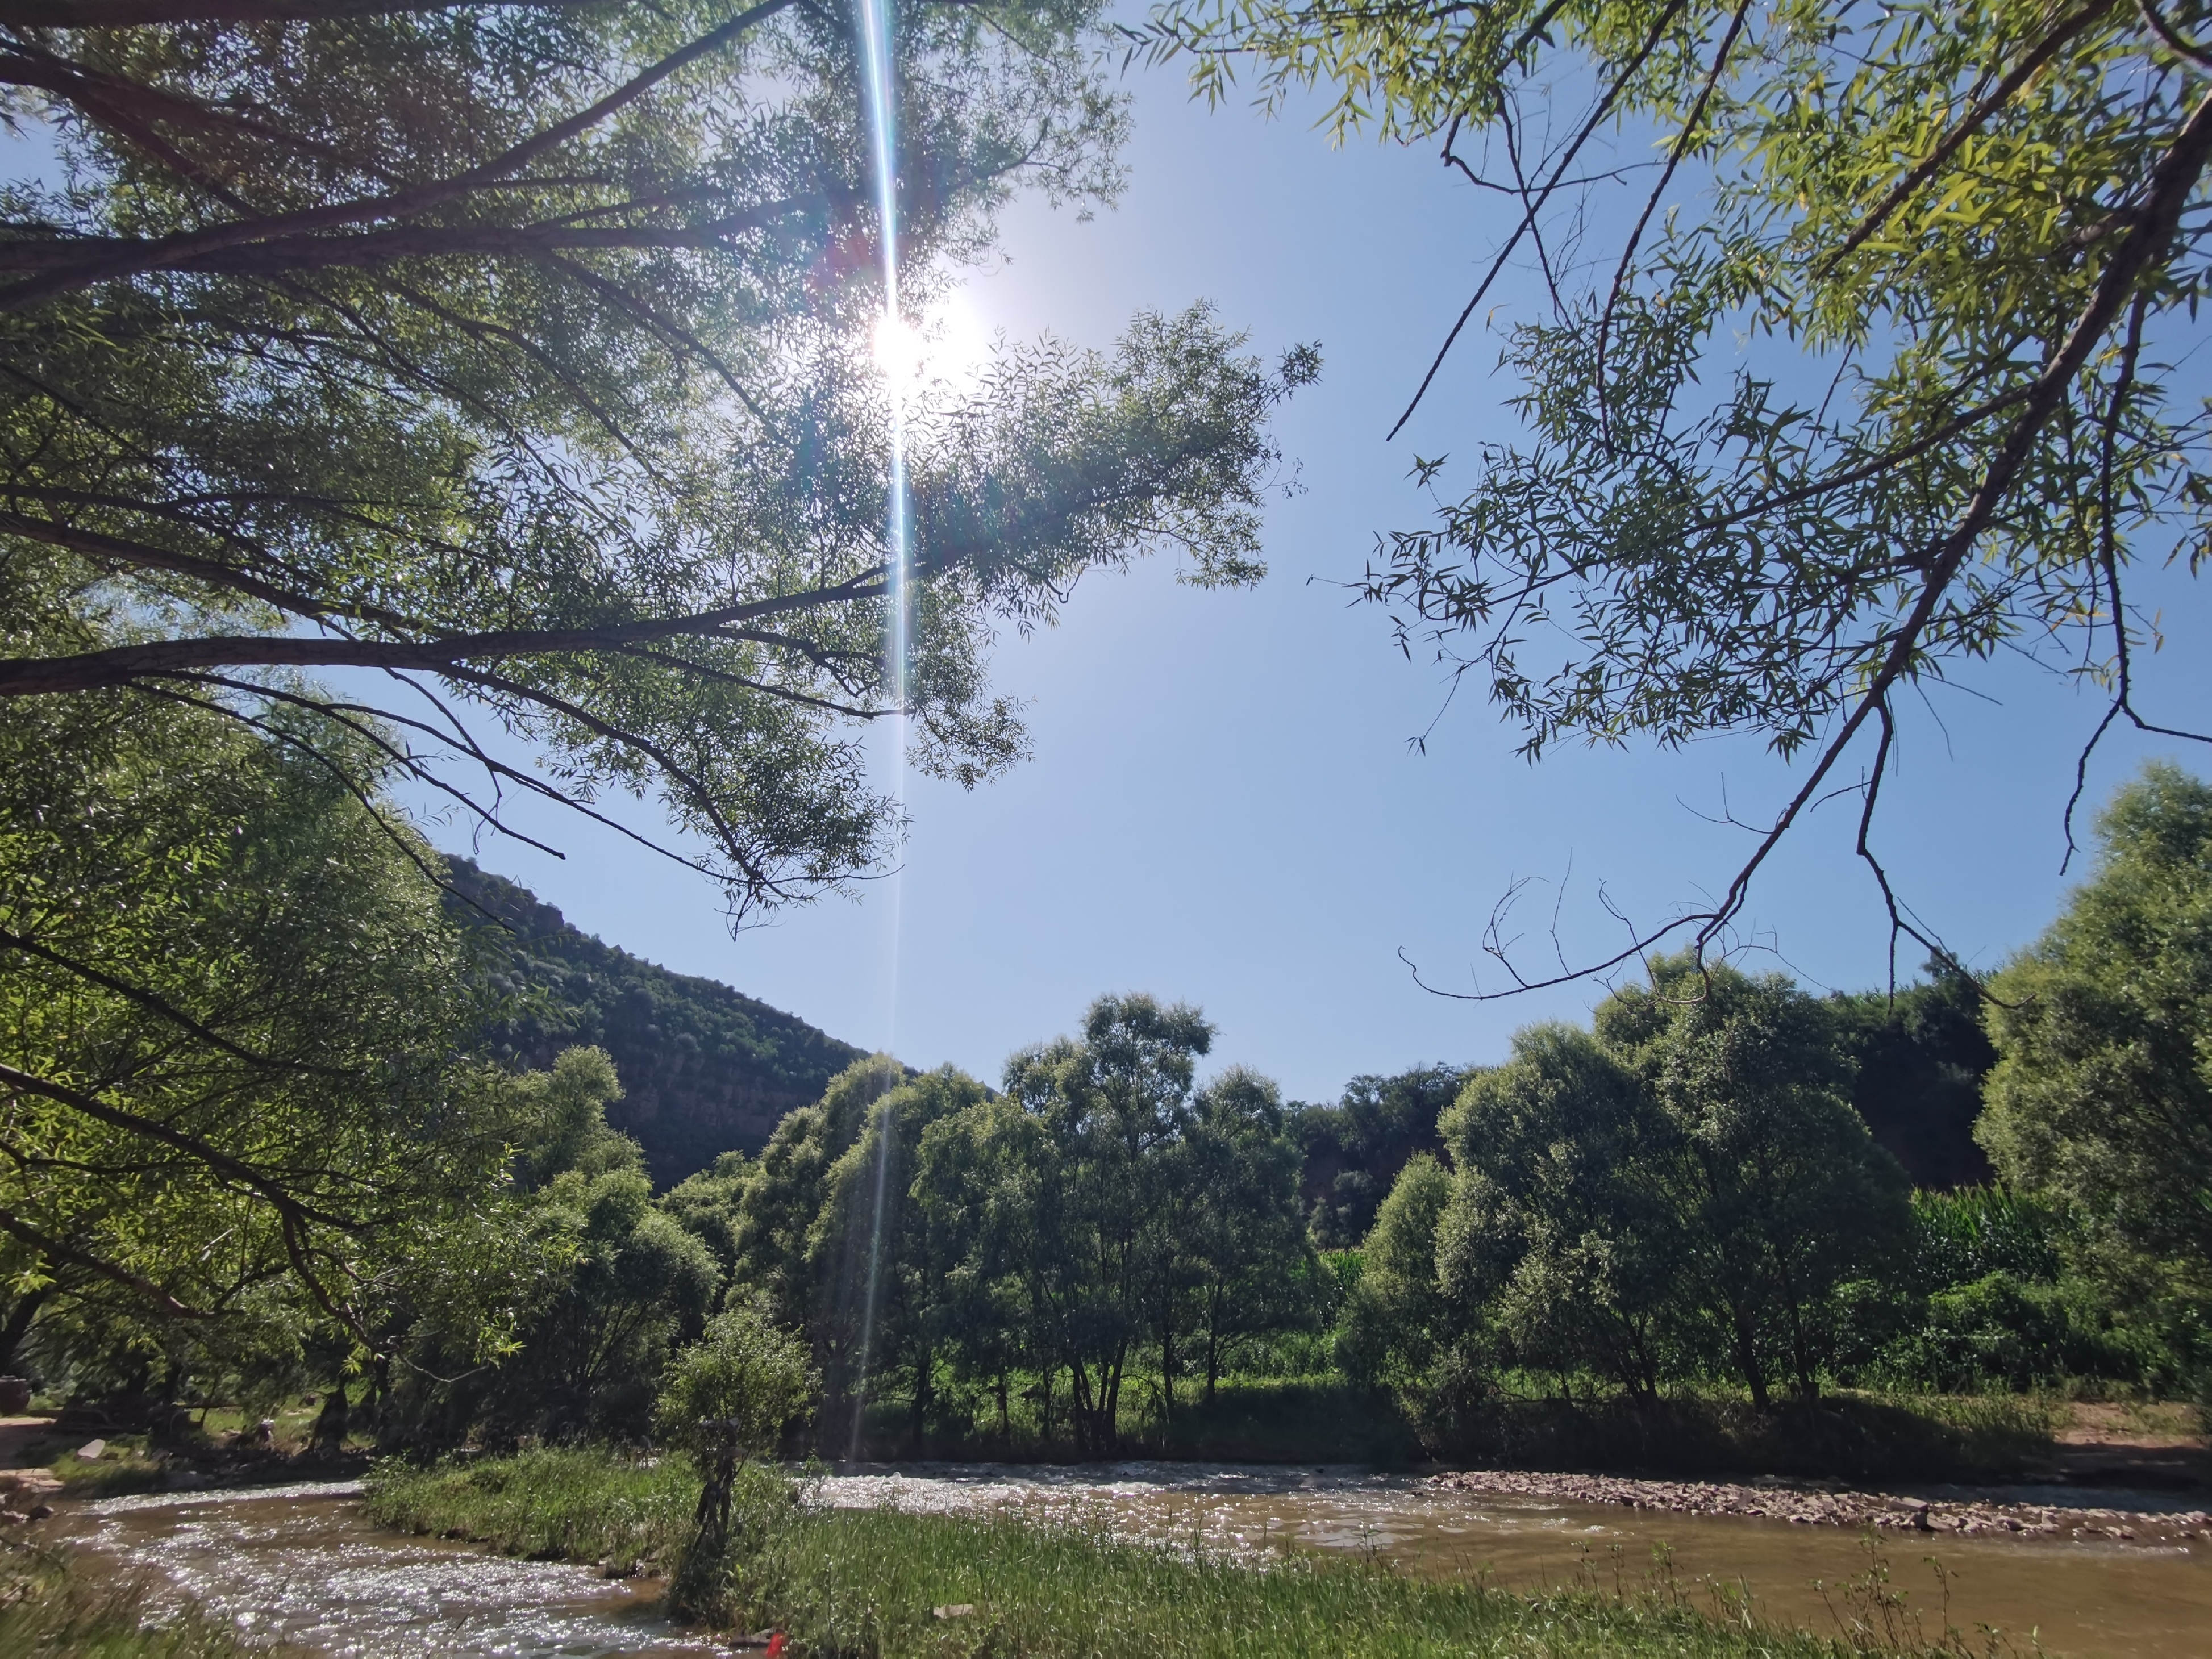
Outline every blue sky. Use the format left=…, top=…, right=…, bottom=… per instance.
left=416, top=48, right=2212, bottom=1105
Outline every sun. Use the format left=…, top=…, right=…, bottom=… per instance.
left=871, top=290, right=993, bottom=394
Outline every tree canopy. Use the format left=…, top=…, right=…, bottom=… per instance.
left=1980, top=761, right=2212, bottom=1379
left=1, top=0, right=1315, bottom=915
left=0, top=689, right=532, bottom=1369
left=1141, top=0, right=2212, bottom=984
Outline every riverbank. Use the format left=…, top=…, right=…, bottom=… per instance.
left=1430, top=1467, right=2212, bottom=1545
left=364, top=1449, right=1974, bottom=1657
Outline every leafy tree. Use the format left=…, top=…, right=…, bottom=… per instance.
left=1828, top=966, right=1998, bottom=1190
left=1438, top=1025, right=1684, bottom=1400
left=1175, top=1066, right=1317, bottom=1402
left=911, top=1091, right=1052, bottom=1436
left=728, top=1053, right=905, bottom=1330
left=978, top=992, right=1216, bottom=1454
left=1, top=0, right=1314, bottom=916
left=0, top=689, right=530, bottom=1383
left=805, top=1064, right=989, bottom=1450
left=1334, top=1152, right=1455, bottom=1403
left=656, top=1291, right=817, bottom=1462
left=1980, top=762, right=2212, bottom=1383
left=1290, top=1064, right=1461, bottom=1246
left=1598, top=958, right=1911, bottom=1403
left=662, top=1151, right=756, bottom=1283
left=656, top=1291, right=814, bottom=1577
left=471, top=1053, right=721, bottom=1442
left=1141, top=0, right=2212, bottom=977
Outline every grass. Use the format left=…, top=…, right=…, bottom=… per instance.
left=0, top=1544, right=276, bottom=1657
left=364, top=1449, right=1973, bottom=1658
left=1446, top=1388, right=2065, bottom=1482
left=363, top=1445, right=699, bottom=1575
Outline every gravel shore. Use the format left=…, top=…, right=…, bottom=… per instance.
left=1428, top=1468, right=2212, bottom=1545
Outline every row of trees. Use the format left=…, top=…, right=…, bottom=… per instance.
left=404, top=767, right=2212, bottom=1453
left=694, top=995, right=1319, bottom=1457
left=5, top=701, right=2206, bottom=1450
left=1343, top=958, right=1912, bottom=1423
left=1344, top=767, right=2212, bottom=1442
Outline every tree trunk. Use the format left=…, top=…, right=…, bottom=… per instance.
left=1205, top=1282, right=1223, bottom=1405
left=1159, top=1315, right=1176, bottom=1427
left=1730, top=1307, right=1769, bottom=1411
left=312, top=1375, right=350, bottom=1451
left=0, top=1285, right=51, bottom=1375
left=909, top=1337, right=932, bottom=1456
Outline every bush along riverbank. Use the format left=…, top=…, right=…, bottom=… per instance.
left=365, top=1449, right=1982, bottom=1658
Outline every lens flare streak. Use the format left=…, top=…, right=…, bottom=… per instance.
left=849, top=0, right=905, bottom=1460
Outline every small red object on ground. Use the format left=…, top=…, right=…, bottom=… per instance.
left=764, top=1635, right=785, bottom=1657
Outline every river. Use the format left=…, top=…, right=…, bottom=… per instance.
left=46, top=1463, right=2212, bottom=1657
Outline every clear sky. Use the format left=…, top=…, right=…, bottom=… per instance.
left=410, top=45, right=2212, bottom=1106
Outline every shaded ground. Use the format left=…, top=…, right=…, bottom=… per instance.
left=2043, top=1400, right=2211, bottom=1491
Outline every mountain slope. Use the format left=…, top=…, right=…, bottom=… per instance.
left=445, top=859, right=867, bottom=1186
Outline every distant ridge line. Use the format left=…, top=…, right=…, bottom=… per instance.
left=444, top=858, right=867, bottom=1186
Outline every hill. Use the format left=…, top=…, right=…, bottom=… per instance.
left=445, top=859, right=867, bottom=1186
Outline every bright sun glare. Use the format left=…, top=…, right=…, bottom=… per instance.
left=870, top=291, right=993, bottom=392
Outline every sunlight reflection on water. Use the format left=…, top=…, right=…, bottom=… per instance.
left=59, top=1487, right=714, bottom=1658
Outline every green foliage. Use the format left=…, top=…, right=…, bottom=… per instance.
left=730, top=1054, right=909, bottom=1332
left=1138, top=0, right=2212, bottom=802
left=1289, top=1064, right=1461, bottom=1247
left=807, top=1066, right=992, bottom=1450
left=1827, top=969, right=1999, bottom=1190
left=1356, top=958, right=1918, bottom=1443
left=662, top=1151, right=756, bottom=1282
left=655, top=1294, right=817, bottom=1460
left=447, top=860, right=865, bottom=1185
left=1335, top=1152, right=1455, bottom=1400
left=392, top=1045, right=721, bottom=1444
left=0, top=2, right=1315, bottom=918
left=1176, top=1066, right=1322, bottom=1399
left=911, top=994, right=1322, bottom=1456
left=1440, top=1024, right=1684, bottom=1402
left=0, top=689, right=536, bottom=1394
left=1980, top=762, right=2212, bottom=1389
left=1905, top=1187, right=2062, bottom=1293
left=364, top=1446, right=699, bottom=1578
left=1601, top=957, right=1915, bottom=1405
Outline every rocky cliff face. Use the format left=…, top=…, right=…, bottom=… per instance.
left=445, top=859, right=867, bottom=1186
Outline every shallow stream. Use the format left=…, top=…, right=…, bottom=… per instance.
left=50, top=1482, right=715, bottom=1657
left=46, top=1463, right=2212, bottom=1657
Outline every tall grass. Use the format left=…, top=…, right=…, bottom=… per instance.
left=366, top=1450, right=1964, bottom=1658
left=362, top=1445, right=697, bottom=1575
left=0, top=1545, right=270, bottom=1657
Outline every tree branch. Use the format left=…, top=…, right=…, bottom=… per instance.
left=0, top=569, right=888, bottom=695
left=0, top=0, right=800, bottom=310
left=0, top=1206, right=209, bottom=1320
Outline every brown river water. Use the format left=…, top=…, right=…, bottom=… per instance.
left=46, top=1463, right=2212, bottom=1657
